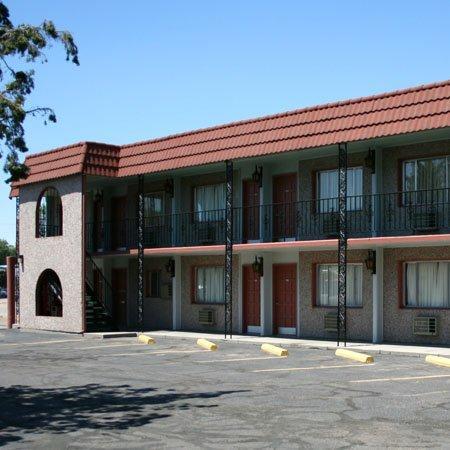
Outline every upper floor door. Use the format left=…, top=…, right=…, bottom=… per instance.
left=111, top=196, right=127, bottom=249
left=242, top=179, right=260, bottom=241
left=273, top=173, right=297, bottom=239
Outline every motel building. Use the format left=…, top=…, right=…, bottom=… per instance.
left=6, top=79, right=450, bottom=345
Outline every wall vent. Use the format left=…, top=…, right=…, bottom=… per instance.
left=199, top=309, right=215, bottom=325
left=324, top=312, right=338, bottom=332
left=413, top=316, right=437, bottom=336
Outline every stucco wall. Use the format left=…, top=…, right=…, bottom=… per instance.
left=19, top=175, right=84, bottom=332
left=127, top=256, right=173, bottom=330
left=383, top=246, right=450, bottom=345
left=381, top=138, right=450, bottom=194
left=299, top=250, right=373, bottom=341
left=181, top=254, right=240, bottom=333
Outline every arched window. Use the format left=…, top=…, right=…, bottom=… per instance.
left=36, top=187, right=62, bottom=237
left=36, top=269, right=63, bottom=317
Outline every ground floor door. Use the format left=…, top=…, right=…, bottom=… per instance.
left=242, top=265, right=261, bottom=333
left=112, top=268, right=127, bottom=328
left=273, top=263, right=297, bottom=335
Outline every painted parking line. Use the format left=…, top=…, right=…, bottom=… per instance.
left=195, top=356, right=287, bottom=363
left=349, top=374, right=450, bottom=383
left=252, top=363, right=369, bottom=373
left=96, top=349, right=207, bottom=358
left=0, top=338, right=84, bottom=347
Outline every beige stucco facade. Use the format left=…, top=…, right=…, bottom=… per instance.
left=18, top=175, right=84, bottom=333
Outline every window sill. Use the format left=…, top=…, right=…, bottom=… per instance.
left=313, top=305, right=363, bottom=309
left=401, top=306, right=450, bottom=311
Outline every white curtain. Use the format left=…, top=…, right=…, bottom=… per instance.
left=318, top=168, right=362, bottom=212
left=317, top=264, right=362, bottom=307
left=195, top=183, right=226, bottom=221
left=406, top=262, right=450, bottom=308
left=196, top=267, right=224, bottom=303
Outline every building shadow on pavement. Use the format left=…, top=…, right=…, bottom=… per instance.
left=0, top=383, right=248, bottom=446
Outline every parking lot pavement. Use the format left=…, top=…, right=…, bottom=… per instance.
left=0, top=329, right=450, bottom=449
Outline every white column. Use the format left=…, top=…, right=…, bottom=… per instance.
left=260, top=252, right=273, bottom=336
left=372, top=248, right=383, bottom=343
left=172, top=254, right=182, bottom=330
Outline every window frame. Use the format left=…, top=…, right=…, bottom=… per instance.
left=193, top=182, right=226, bottom=222
left=314, top=262, right=364, bottom=308
left=35, top=187, right=63, bottom=238
left=143, top=191, right=165, bottom=218
left=145, top=269, right=161, bottom=298
left=402, top=259, right=450, bottom=310
left=402, top=155, right=450, bottom=192
left=316, top=166, right=364, bottom=212
left=192, top=264, right=225, bottom=305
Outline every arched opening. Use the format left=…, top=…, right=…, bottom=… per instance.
left=36, top=187, right=62, bottom=237
left=36, top=269, right=63, bottom=317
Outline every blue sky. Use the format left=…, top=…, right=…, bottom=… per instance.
left=1, top=0, right=450, bottom=244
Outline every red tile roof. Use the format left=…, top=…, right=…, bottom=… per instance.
left=10, top=79, right=450, bottom=196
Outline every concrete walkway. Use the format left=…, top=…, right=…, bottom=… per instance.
left=85, top=329, right=450, bottom=358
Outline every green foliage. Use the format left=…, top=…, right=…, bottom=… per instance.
left=0, top=2, right=79, bottom=183
left=0, top=238, right=14, bottom=265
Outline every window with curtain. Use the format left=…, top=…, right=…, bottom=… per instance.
left=317, top=167, right=363, bottom=212
left=194, top=183, right=226, bottom=222
left=405, top=261, right=450, bottom=308
left=146, top=270, right=161, bottom=298
left=144, top=193, right=164, bottom=217
left=317, top=263, right=363, bottom=307
left=195, top=266, right=224, bottom=303
left=403, top=156, right=449, bottom=204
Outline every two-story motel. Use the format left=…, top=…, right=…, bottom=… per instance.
left=7, top=80, right=450, bottom=345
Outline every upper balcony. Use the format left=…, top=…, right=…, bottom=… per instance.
left=85, top=188, right=450, bottom=253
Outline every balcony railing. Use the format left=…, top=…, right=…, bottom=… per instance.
left=86, top=188, right=450, bottom=252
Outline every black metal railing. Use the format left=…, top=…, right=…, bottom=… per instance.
left=85, top=189, right=450, bottom=251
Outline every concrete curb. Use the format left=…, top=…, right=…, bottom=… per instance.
left=335, top=348, right=374, bottom=364
left=197, top=338, right=218, bottom=351
left=261, top=343, right=288, bottom=357
left=138, top=334, right=155, bottom=344
left=425, top=355, right=450, bottom=368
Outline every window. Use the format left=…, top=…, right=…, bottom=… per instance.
left=405, top=261, right=450, bottom=308
left=144, top=193, right=164, bottom=217
left=194, top=183, right=226, bottom=221
left=403, top=156, right=449, bottom=204
left=36, top=187, right=62, bottom=237
left=317, top=168, right=363, bottom=212
left=36, top=269, right=62, bottom=317
left=195, top=266, right=224, bottom=303
left=317, top=264, right=363, bottom=307
left=146, top=270, right=161, bottom=298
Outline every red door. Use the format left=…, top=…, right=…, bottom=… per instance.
left=273, top=174, right=297, bottom=239
left=112, top=268, right=127, bottom=328
left=243, top=180, right=260, bottom=241
left=243, top=265, right=261, bottom=332
left=111, top=196, right=127, bottom=249
left=273, top=263, right=297, bottom=335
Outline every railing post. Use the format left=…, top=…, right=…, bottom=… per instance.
left=337, top=143, right=348, bottom=347
left=137, top=174, right=145, bottom=330
left=224, top=160, right=234, bottom=339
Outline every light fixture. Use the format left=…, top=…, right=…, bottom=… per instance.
left=165, top=258, right=175, bottom=277
left=252, top=256, right=264, bottom=277
left=364, top=148, right=375, bottom=174
left=365, top=250, right=376, bottom=274
left=93, top=189, right=103, bottom=204
left=164, top=179, right=174, bottom=198
left=251, top=166, right=263, bottom=188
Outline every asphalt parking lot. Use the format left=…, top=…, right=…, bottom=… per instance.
left=0, top=329, right=449, bottom=449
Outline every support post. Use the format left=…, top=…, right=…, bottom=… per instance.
left=337, top=143, right=348, bottom=347
left=372, top=248, right=384, bottom=343
left=15, top=196, right=20, bottom=321
left=224, top=160, right=233, bottom=338
left=6, top=256, right=17, bottom=329
left=172, top=255, right=182, bottom=330
left=137, top=174, right=145, bottom=330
